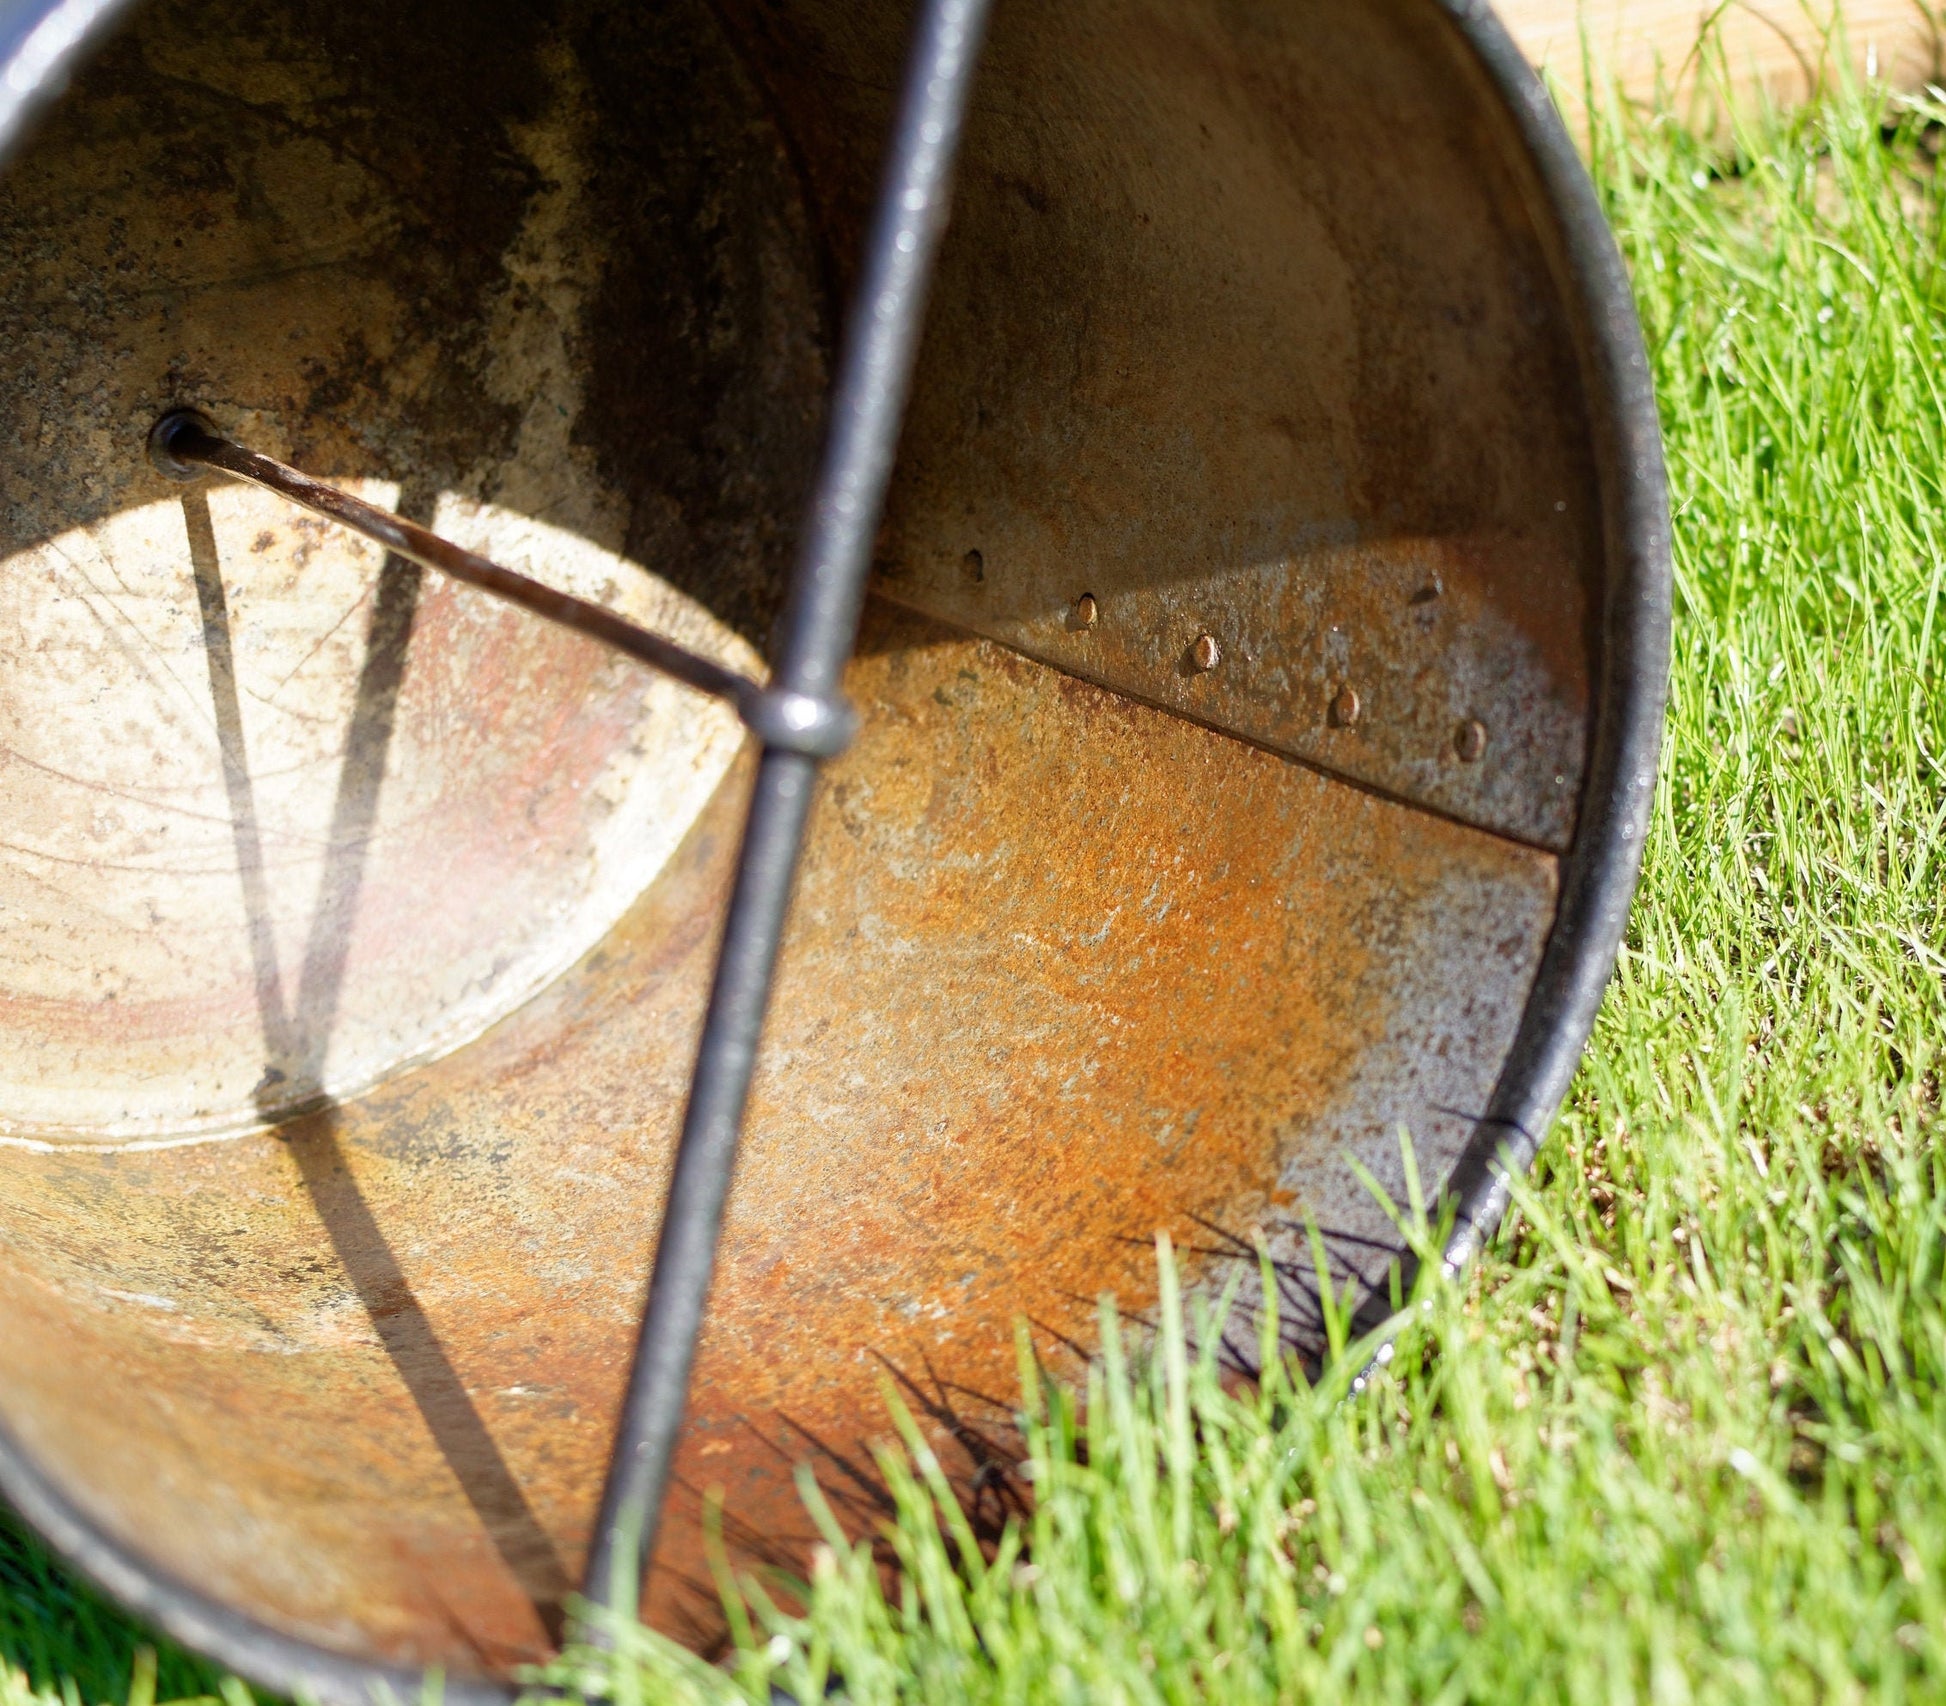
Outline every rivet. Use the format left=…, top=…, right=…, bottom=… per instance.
left=1191, top=633, right=1220, bottom=672
left=1455, top=718, right=1487, bottom=762
left=1074, top=592, right=1099, bottom=630
left=961, top=548, right=985, bottom=584
left=1330, top=683, right=1360, bottom=728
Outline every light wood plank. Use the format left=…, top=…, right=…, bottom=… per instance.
left=1496, top=0, right=1942, bottom=126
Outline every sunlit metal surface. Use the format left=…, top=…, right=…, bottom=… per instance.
left=0, top=0, right=1668, bottom=1698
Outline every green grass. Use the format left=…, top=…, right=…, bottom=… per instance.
left=0, top=1517, right=225, bottom=1706
left=6, top=57, right=1946, bottom=1706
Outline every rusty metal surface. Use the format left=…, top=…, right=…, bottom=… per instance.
left=736, top=0, right=1603, bottom=851
left=0, top=0, right=821, bottom=1140
left=0, top=473, right=760, bottom=1141
left=0, top=606, right=1556, bottom=1669
left=0, top=0, right=1615, bottom=1685
left=879, top=530, right=1586, bottom=851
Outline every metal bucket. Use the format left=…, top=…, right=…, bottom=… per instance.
left=0, top=0, right=1668, bottom=1696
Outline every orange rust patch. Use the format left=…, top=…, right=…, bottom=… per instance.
left=0, top=606, right=1555, bottom=1669
left=0, top=0, right=1604, bottom=1679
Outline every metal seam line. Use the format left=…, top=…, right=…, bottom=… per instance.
left=578, top=0, right=993, bottom=1622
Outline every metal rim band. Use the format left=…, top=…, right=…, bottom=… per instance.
left=1422, top=0, right=1672, bottom=1286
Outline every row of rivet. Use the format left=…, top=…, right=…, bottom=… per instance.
left=1068, top=591, right=1486, bottom=763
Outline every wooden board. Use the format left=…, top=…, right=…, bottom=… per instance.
left=1498, top=0, right=1940, bottom=126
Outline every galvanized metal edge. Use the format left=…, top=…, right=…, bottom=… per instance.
left=0, top=0, right=135, bottom=167
left=1397, top=0, right=1672, bottom=1295
left=0, top=1414, right=521, bottom=1706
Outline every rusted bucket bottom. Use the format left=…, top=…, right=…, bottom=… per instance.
left=0, top=600, right=1556, bottom=1668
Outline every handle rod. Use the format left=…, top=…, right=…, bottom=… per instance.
left=579, top=0, right=992, bottom=1625
left=149, top=411, right=757, bottom=709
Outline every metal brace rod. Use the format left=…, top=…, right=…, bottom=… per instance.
left=579, top=0, right=992, bottom=1624
left=142, top=0, right=987, bottom=1630
left=146, top=411, right=856, bottom=761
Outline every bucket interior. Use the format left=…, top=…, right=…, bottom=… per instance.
left=0, top=0, right=1607, bottom=1676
